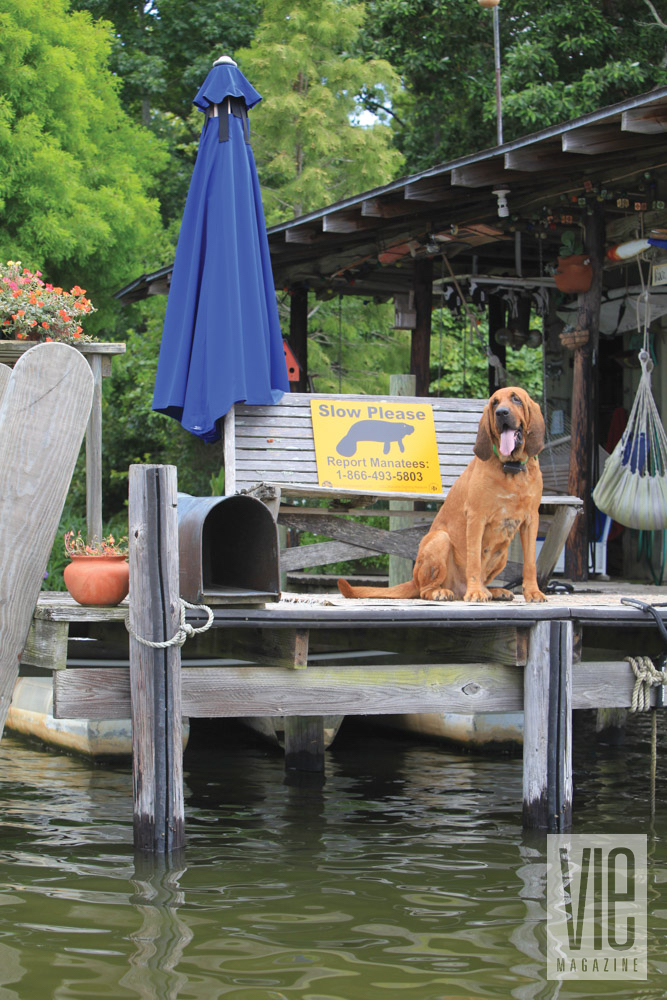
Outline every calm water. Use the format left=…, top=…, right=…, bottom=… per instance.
left=0, top=716, right=665, bottom=1000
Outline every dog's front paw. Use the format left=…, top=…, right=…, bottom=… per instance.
left=523, top=586, right=546, bottom=603
left=421, top=587, right=455, bottom=601
left=464, top=586, right=491, bottom=602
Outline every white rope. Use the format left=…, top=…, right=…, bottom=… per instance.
left=626, top=655, right=666, bottom=713
left=125, top=599, right=214, bottom=649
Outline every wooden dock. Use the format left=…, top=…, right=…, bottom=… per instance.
left=15, top=466, right=667, bottom=852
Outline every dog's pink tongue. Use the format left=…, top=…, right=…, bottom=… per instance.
left=499, top=429, right=517, bottom=457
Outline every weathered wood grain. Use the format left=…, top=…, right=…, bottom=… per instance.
left=128, top=464, right=184, bottom=853
left=280, top=511, right=425, bottom=559
left=0, top=364, right=10, bottom=406
left=23, top=619, right=70, bottom=672
left=309, top=625, right=529, bottom=666
left=0, top=344, right=93, bottom=737
left=284, top=716, right=325, bottom=771
left=53, top=656, right=665, bottom=721
left=85, top=353, right=103, bottom=544
left=523, top=621, right=573, bottom=830
left=55, top=661, right=525, bottom=718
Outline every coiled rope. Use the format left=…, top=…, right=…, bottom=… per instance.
left=125, top=599, right=214, bottom=649
left=620, top=599, right=667, bottom=822
left=625, top=649, right=665, bottom=821
left=626, top=655, right=666, bottom=713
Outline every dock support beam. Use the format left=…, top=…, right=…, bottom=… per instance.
left=284, top=717, right=325, bottom=773
left=523, top=620, right=573, bottom=830
left=129, top=465, right=185, bottom=853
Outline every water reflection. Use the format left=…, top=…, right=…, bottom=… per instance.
left=0, top=717, right=664, bottom=999
left=121, top=855, right=192, bottom=1000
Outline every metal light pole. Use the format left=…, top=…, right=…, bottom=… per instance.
left=478, top=0, right=503, bottom=145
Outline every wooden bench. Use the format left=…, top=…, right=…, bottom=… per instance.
left=223, top=392, right=583, bottom=590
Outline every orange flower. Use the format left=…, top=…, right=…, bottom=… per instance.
left=73, top=331, right=81, bottom=339
left=30, top=320, right=37, bottom=327
left=41, top=321, right=49, bottom=329
left=16, top=309, right=25, bottom=317
left=53, top=287, right=63, bottom=295
left=58, top=309, right=70, bottom=321
left=45, top=336, right=53, bottom=342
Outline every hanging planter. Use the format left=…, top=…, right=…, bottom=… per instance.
left=554, top=230, right=592, bottom=294
left=555, top=254, right=593, bottom=294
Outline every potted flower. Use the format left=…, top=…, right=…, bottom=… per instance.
left=63, top=530, right=129, bottom=606
left=0, top=260, right=97, bottom=344
left=554, top=231, right=593, bottom=294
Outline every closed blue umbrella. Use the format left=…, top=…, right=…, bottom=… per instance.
left=153, top=56, right=289, bottom=442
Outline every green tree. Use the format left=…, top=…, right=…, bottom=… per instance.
left=237, top=0, right=404, bottom=222
left=363, top=0, right=667, bottom=172
left=71, top=0, right=259, bottom=123
left=0, top=0, right=168, bottom=332
left=71, top=1, right=260, bottom=230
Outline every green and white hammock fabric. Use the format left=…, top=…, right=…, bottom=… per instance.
left=593, top=348, right=667, bottom=530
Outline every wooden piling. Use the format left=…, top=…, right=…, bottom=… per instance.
left=389, top=374, right=418, bottom=588
left=523, top=620, right=573, bottom=830
left=128, top=464, right=184, bottom=853
left=284, top=717, right=325, bottom=772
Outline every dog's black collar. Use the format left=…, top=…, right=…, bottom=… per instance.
left=502, top=460, right=527, bottom=475
left=492, top=444, right=528, bottom=474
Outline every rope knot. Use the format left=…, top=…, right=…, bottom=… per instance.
left=125, top=599, right=214, bottom=649
left=626, top=655, right=666, bottom=713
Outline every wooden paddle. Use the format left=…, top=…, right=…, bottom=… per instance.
left=0, top=342, right=93, bottom=737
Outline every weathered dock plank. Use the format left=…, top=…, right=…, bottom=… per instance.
left=54, top=656, right=659, bottom=721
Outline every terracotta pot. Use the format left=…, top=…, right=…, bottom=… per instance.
left=554, top=254, right=593, bottom=294
left=64, top=555, right=129, bottom=606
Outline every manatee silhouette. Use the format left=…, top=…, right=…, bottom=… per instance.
left=336, top=419, right=415, bottom=457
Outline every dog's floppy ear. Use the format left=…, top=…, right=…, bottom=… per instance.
left=524, top=396, right=546, bottom=457
left=474, top=403, right=494, bottom=460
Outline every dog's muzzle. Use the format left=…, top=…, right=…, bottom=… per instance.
left=495, top=406, right=523, bottom=458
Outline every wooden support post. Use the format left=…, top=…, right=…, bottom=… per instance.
left=536, top=506, right=579, bottom=589
left=487, top=293, right=506, bottom=394
left=410, top=259, right=433, bottom=397
left=523, top=620, right=573, bottom=830
left=128, top=464, right=185, bottom=853
left=565, top=204, right=604, bottom=580
left=282, top=627, right=324, bottom=772
left=595, top=707, right=627, bottom=745
left=85, top=352, right=104, bottom=545
left=389, top=374, right=417, bottom=587
left=284, top=717, right=325, bottom=772
left=290, top=285, right=309, bottom=393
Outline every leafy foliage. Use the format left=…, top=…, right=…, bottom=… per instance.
left=236, top=0, right=404, bottom=222
left=0, top=0, right=169, bottom=334
left=362, top=0, right=667, bottom=172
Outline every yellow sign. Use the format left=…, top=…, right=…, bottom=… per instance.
left=310, top=399, right=442, bottom=493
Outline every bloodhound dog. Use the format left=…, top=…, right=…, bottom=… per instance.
left=338, top=386, right=547, bottom=603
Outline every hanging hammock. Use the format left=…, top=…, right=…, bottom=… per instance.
left=593, top=282, right=667, bottom=529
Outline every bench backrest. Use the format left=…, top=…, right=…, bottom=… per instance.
left=224, top=392, right=487, bottom=500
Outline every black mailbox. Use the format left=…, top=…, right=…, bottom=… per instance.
left=177, top=493, right=280, bottom=605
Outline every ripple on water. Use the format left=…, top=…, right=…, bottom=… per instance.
left=0, top=718, right=665, bottom=999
